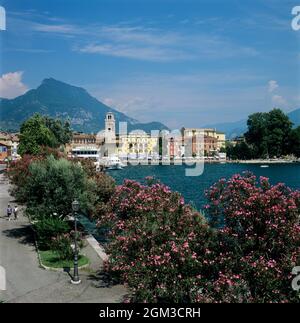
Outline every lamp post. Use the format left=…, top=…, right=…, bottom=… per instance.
left=71, top=199, right=81, bottom=285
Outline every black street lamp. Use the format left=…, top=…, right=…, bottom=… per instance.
left=71, top=199, right=81, bottom=285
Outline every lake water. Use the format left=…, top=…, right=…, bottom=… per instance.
left=108, top=163, right=300, bottom=210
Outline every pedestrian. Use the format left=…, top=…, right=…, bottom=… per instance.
left=7, top=204, right=12, bottom=221
left=13, top=206, right=18, bottom=220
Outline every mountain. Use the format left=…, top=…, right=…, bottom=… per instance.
left=288, top=108, right=300, bottom=126
left=0, top=78, right=169, bottom=133
left=204, top=108, right=300, bottom=139
left=204, top=119, right=247, bottom=139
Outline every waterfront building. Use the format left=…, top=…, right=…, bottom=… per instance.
left=67, top=113, right=226, bottom=161
left=117, top=130, right=159, bottom=160
left=182, top=128, right=206, bottom=157
left=66, top=132, right=98, bottom=159
left=182, top=128, right=226, bottom=157
left=0, top=141, right=10, bottom=161
left=96, top=112, right=118, bottom=157
left=163, top=130, right=185, bottom=159
left=0, top=132, right=20, bottom=160
left=204, top=136, right=218, bottom=156
left=203, top=129, right=226, bottom=151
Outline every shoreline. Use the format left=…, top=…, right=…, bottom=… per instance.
left=104, top=158, right=300, bottom=167
left=228, top=159, right=300, bottom=164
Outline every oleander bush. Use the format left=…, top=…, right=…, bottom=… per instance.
left=101, top=175, right=300, bottom=303
left=204, top=173, right=300, bottom=302
left=34, top=217, right=70, bottom=250
left=90, top=172, right=116, bottom=219
left=8, top=154, right=41, bottom=202
left=71, top=158, right=98, bottom=178
left=99, top=178, right=219, bottom=302
left=51, top=233, right=74, bottom=260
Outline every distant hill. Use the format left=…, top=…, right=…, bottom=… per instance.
left=288, top=108, right=300, bottom=126
left=204, top=108, right=300, bottom=139
left=204, top=119, right=247, bottom=139
left=0, top=78, right=169, bottom=134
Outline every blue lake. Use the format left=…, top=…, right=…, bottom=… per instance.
left=109, top=163, right=300, bottom=210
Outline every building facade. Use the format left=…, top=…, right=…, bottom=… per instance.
left=66, top=132, right=98, bottom=159
left=0, top=132, right=20, bottom=161
left=67, top=113, right=226, bottom=161
left=117, top=130, right=159, bottom=159
left=0, top=142, right=10, bottom=161
left=182, top=128, right=226, bottom=157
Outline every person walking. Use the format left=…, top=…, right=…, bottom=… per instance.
left=13, top=206, right=19, bottom=220
left=7, top=204, right=12, bottom=221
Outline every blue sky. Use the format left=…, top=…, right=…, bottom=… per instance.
left=0, top=0, right=299, bottom=128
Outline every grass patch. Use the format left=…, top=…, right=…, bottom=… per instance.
left=40, top=250, right=89, bottom=269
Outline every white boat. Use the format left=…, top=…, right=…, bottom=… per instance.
left=260, top=165, right=269, bottom=168
left=106, top=156, right=126, bottom=170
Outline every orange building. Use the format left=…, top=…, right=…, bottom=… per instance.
left=0, top=142, right=11, bottom=161
left=204, top=136, right=218, bottom=156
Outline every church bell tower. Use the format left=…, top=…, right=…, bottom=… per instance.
left=105, top=112, right=116, bottom=137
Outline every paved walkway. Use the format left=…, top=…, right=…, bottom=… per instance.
left=0, top=172, right=127, bottom=303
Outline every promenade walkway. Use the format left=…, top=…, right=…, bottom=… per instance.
left=0, top=171, right=127, bottom=303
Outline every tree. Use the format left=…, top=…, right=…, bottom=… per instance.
left=25, top=155, right=95, bottom=219
left=18, top=115, right=58, bottom=156
left=44, top=116, right=72, bottom=146
left=266, top=109, right=292, bottom=157
left=245, top=109, right=293, bottom=158
left=226, top=141, right=253, bottom=160
left=245, top=112, right=268, bottom=158
left=288, top=126, right=300, bottom=157
left=18, top=114, right=72, bottom=156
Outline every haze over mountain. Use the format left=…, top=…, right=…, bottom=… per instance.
left=0, top=78, right=169, bottom=133
left=204, top=108, right=300, bottom=139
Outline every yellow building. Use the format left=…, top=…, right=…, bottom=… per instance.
left=117, top=130, right=159, bottom=159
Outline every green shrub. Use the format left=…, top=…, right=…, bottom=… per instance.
left=24, top=155, right=96, bottom=219
left=90, top=172, right=116, bottom=218
left=51, top=234, right=73, bottom=260
left=34, top=217, right=70, bottom=250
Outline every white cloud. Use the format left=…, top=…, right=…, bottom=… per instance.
left=32, top=23, right=79, bottom=34
left=0, top=72, right=28, bottom=99
left=268, top=80, right=279, bottom=93
left=78, top=43, right=191, bottom=62
left=267, top=80, right=289, bottom=108
left=88, top=71, right=269, bottom=127
left=272, top=94, right=287, bottom=107
left=9, top=10, right=260, bottom=63
left=76, top=25, right=259, bottom=62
